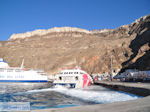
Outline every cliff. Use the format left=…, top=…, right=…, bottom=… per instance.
left=121, top=15, right=150, bottom=72
left=0, top=15, right=150, bottom=75
left=9, top=27, right=91, bottom=40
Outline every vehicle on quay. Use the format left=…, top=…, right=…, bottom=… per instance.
left=114, top=69, right=150, bottom=82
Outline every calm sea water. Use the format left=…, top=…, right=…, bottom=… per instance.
left=0, top=83, right=141, bottom=110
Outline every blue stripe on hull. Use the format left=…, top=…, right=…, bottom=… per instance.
left=0, top=80, right=48, bottom=82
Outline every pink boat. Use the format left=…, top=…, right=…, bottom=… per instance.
left=53, top=67, right=93, bottom=88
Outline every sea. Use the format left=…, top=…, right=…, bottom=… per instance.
left=0, top=84, right=141, bottom=110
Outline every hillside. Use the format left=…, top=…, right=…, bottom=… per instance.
left=0, top=15, right=150, bottom=75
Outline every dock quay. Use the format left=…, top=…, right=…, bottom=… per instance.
left=33, top=81, right=150, bottom=112
left=94, top=81, right=150, bottom=96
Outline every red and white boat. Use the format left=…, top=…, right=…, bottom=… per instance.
left=53, top=67, right=93, bottom=88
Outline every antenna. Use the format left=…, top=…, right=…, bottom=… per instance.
left=110, top=55, right=113, bottom=81
left=20, top=59, right=24, bottom=69
left=111, top=55, right=113, bottom=74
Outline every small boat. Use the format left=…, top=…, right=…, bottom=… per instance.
left=53, top=67, right=93, bottom=88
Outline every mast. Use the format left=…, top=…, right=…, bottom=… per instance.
left=111, top=55, right=113, bottom=74
left=110, top=55, right=113, bottom=81
left=20, top=59, right=24, bottom=69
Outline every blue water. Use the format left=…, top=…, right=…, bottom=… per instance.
left=0, top=84, right=141, bottom=110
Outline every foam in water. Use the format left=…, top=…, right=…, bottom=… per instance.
left=53, top=87, right=139, bottom=103
left=22, top=86, right=140, bottom=104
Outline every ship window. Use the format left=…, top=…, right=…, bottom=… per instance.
left=15, top=75, right=24, bottom=78
left=64, top=72, right=67, bottom=74
left=7, top=76, right=13, bottom=78
left=0, top=69, right=4, bottom=72
left=74, top=72, right=77, bottom=74
left=7, top=69, right=13, bottom=72
left=15, top=69, right=21, bottom=72
left=75, top=76, right=78, bottom=80
left=69, top=72, right=73, bottom=74
left=59, top=76, right=62, bottom=80
left=0, top=75, right=4, bottom=78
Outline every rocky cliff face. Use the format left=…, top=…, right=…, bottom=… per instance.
left=9, top=27, right=91, bottom=40
left=121, top=15, right=150, bottom=72
left=0, top=15, right=150, bottom=75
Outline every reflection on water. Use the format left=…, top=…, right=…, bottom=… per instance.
left=0, top=83, right=141, bottom=110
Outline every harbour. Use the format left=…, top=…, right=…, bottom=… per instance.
left=0, top=4, right=150, bottom=111
left=0, top=84, right=141, bottom=111
left=0, top=58, right=149, bottom=111
left=33, top=82, right=150, bottom=112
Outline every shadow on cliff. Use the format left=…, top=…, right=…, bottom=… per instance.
left=120, top=16, right=150, bottom=72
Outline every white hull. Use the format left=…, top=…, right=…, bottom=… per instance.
left=0, top=58, right=48, bottom=83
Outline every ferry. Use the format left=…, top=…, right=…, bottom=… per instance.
left=0, top=58, right=51, bottom=93
left=53, top=67, right=93, bottom=88
left=0, top=58, right=48, bottom=83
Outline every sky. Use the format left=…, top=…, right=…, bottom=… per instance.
left=0, top=0, right=150, bottom=41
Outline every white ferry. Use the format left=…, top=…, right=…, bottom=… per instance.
left=0, top=58, right=48, bottom=83
left=53, top=67, right=93, bottom=88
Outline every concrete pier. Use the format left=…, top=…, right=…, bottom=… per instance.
left=94, top=81, right=150, bottom=96
left=33, top=81, right=150, bottom=112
